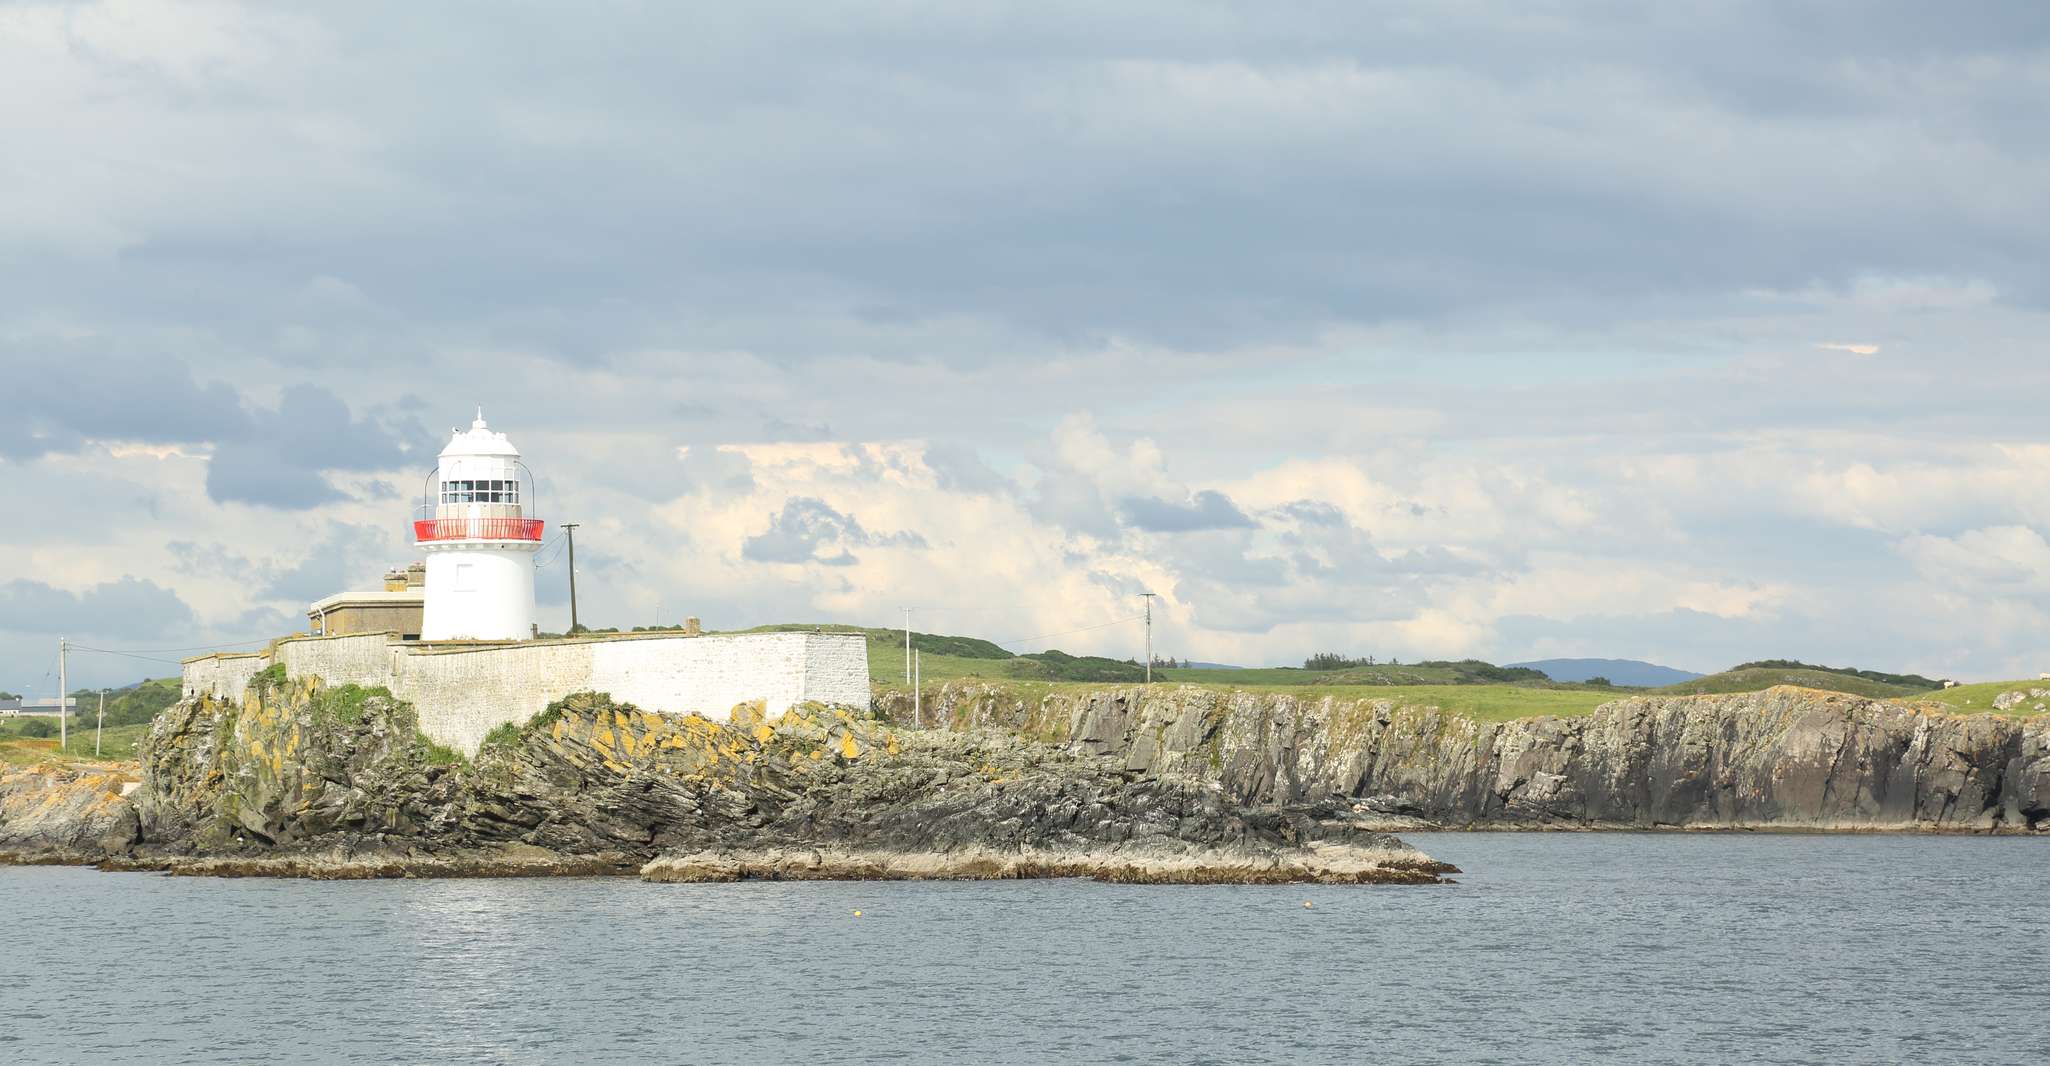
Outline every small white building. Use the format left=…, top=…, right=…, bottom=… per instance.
left=417, top=411, right=542, bottom=642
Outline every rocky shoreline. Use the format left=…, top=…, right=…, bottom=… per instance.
left=14, top=677, right=2041, bottom=883
left=881, top=683, right=2050, bottom=834
left=1, top=677, right=1455, bottom=885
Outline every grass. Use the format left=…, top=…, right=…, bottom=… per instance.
left=416, top=735, right=465, bottom=766
left=309, top=683, right=387, bottom=727
left=869, top=642, right=1620, bottom=723
left=1914, top=680, right=2050, bottom=717
left=0, top=720, right=152, bottom=767
left=1194, top=683, right=1618, bottom=724
left=1655, top=667, right=1924, bottom=700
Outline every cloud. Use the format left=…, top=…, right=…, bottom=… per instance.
left=741, top=497, right=926, bottom=567
left=923, top=443, right=1012, bottom=496
left=1815, top=342, right=1880, bottom=355
left=0, top=577, right=197, bottom=640
left=11, top=4, right=2050, bottom=684
left=205, top=385, right=414, bottom=509
left=1119, top=490, right=1257, bottom=532
left=263, top=523, right=405, bottom=602
left=1898, top=526, right=2050, bottom=592
left=677, top=446, right=757, bottom=496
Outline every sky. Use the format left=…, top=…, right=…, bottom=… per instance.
left=5, top=1, right=2050, bottom=693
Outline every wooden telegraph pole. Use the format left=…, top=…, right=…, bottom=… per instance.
left=1140, top=593, right=1156, bottom=684
left=562, top=523, right=581, bottom=633
left=57, top=637, right=67, bottom=751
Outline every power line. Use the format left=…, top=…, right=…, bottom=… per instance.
left=66, top=646, right=188, bottom=666
left=58, top=636, right=274, bottom=655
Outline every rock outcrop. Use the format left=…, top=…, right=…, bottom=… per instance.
left=93, top=676, right=1452, bottom=883
left=881, top=684, right=2050, bottom=832
left=0, top=763, right=141, bottom=862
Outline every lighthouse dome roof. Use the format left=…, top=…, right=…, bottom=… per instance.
left=439, top=409, right=521, bottom=459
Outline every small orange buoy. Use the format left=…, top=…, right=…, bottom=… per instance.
left=1303, top=901, right=1313, bottom=909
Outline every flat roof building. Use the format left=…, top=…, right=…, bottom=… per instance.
left=309, top=563, right=426, bottom=640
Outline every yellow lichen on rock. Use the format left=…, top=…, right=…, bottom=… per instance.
left=837, top=733, right=860, bottom=759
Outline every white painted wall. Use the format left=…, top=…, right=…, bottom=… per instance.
left=276, top=632, right=400, bottom=688
left=189, top=630, right=874, bottom=756
left=180, top=653, right=267, bottom=702
left=420, top=546, right=537, bottom=641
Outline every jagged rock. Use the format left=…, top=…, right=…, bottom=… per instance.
left=0, top=763, right=141, bottom=860
left=100, top=681, right=1456, bottom=884
left=881, top=683, right=2050, bottom=832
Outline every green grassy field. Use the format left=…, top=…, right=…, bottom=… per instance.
left=1914, top=680, right=2050, bottom=716
left=1654, top=667, right=1926, bottom=700
left=0, top=718, right=151, bottom=767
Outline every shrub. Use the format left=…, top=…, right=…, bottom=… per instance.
left=417, top=735, right=464, bottom=766
left=481, top=722, right=523, bottom=750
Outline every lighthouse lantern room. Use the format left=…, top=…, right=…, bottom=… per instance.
left=415, top=410, right=543, bottom=641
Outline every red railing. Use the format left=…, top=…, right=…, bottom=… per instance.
left=413, top=517, right=545, bottom=542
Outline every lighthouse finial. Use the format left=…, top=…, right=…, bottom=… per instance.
left=473, top=405, right=487, bottom=429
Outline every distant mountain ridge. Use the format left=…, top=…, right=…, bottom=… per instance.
left=1508, top=658, right=1703, bottom=687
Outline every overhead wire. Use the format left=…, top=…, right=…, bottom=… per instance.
left=61, top=636, right=274, bottom=655
left=66, top=645, right=188, bottom=666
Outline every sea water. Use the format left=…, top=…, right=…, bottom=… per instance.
left=2, top=833, right=2042, bottom=1064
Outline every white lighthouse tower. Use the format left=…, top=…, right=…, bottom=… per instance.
left=416, top=411, right=543, bottom=641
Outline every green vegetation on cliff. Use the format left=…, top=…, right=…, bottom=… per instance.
left=1727, top=660, right=1944, bottom=691
left=1656, top=667, right=1926, bottom=699
left=1917, top=681, right=2050, bottom=716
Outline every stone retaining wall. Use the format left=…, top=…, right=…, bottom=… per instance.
left=183, top=631, right=872, bottom=755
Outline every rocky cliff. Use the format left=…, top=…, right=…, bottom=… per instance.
left=2, top=675, right=1451, bottom=884
left=878, top=684, right=2050, bottom=832
left=0, top=763, right=140, bottom=861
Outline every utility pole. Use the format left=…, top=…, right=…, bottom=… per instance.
left=562, top=523, right=581, bottom=633
left=1140, top=593, right=1156, bottom=685
left=95, top=691, right=104, bottom=757
left=57, top=637, right=67, bottom=751
left=902, top=607, right=912, bottom=686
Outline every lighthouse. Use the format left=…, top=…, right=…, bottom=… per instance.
left=415, top=411, right=543, bottom=641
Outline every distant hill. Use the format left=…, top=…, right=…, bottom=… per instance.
left=1655, top=667, right=1926, bottom=699
left=1509, top=659, right=1703, bottom=687
left=1725, top=659, right=1943, bottom=691
left=1182, top=661, right=1244, bottom=670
